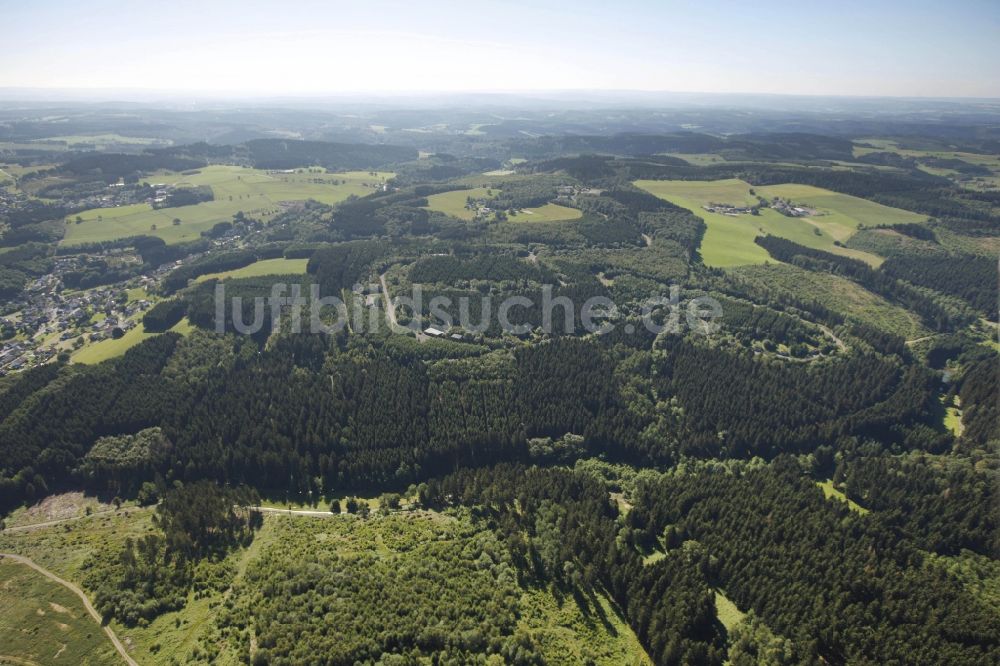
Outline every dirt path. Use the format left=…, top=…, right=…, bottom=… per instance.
left=253, top=506, right=338, bottom=517
left=379, top=272, right=427, bottom=340
left=905, top=334, right=941, bottom=346
left=0, top=553, right=138, bottom=666
left=641, top=233, right=653, bottom=247
left=817, top=324, right=847, bottom=351
left=378, top=273, right=399, bottom=329
left=0, top=655, right=43, bottom=666
left=2, top=507, right=141, bottom=534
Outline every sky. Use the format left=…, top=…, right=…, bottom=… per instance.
left=1, top=0, right=998, bottom=98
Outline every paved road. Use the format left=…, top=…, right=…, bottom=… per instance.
left=0, top=553, right=138, bottom=666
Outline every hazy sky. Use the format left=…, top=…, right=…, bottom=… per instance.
left=2, top=0, right=998, bottom=98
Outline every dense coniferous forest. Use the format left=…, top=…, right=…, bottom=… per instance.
left=880, top=252, right=998, bottom=316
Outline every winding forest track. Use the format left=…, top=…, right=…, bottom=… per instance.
left=0, top=656, right=43, bottom=666
left=817, top=324, right=847, bottom=351
left=0, top=553, right=138, bottom=666
left=1, top=507, right=142, bottom=534
left=905, top=334, right=941, bottom=346
left=253, top=506, right=337, bottom=517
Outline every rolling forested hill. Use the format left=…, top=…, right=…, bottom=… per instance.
left=0, top=109, right=997, bottom=666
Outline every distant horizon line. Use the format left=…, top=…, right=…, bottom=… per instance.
left=1, top=86, right=998, bottom=104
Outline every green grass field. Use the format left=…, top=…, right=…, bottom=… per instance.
left=0, top=559, right=120, bottom=665
left=422, top=187, right=497, bottom=220
left=942, top=395, right=965, bottom=437
left=193, top=257, right=308, bottom=283
left=72, top=316, right=193, bottom=365
left=853, top=139, right=1000, bottom=168
left=31, top=133, right=170, bottom=148
left=0, top=509, right=155, bottom=586
left=714, top=590, right=746, bottom=633
left=62, top=166, right=392, bottom=246
left=853, top=139, right=1000, bottom=189
left=634, top=179, right=908, bottom=268
left=663, top=152, right=729, bottom=166
left=816, top=480, right=869, bottom=515
left=1, top=164, right=59, bottom=180
left=71, top=322, right=156, bottom=364
left=424, top=187, right=582, bottom=222
left=635, top=179, right=768, bottom=266
left=0, top=141, right=65, bottom=152
left=0, top=505, right=199, bottom=666
left=755, top=183, right=927, bottom=235
left=510, top=202, right=583, bottom=222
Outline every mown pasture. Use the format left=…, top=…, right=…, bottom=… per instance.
left=62, top=166, right=392, bottom=246
left=635, top=178, right=922, bottom=267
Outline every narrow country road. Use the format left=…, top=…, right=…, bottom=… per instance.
left=0, top=553, right=138, bottom=666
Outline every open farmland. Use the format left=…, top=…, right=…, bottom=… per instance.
left=635, top=178, right=903, bottom=267
left=852, top=139, right=1000, bottom=189
left=193, top=257, right=309, bottom=283
left=423, top=186, right=497, bottom=220
left=853, top=139, right=1000, bottom=168
left=634, top=179, right=769, bottom=266
left=755, top=183, right=927, bottom=233
left=424, top=187, right=582, bottom=222
left=71, top=317, right=193, bottom=365
left=62, top=166, right=392, bottom=246
left=30, top=133, right=171, bottom=149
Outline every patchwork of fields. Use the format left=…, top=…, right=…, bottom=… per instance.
left=853, top=138, right=1000, bottom=189
left=62, top=166, right=392, bottom=246
left=634, top=178, right=924, bottom=268
left=423, top=187, right=583, bottom=222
